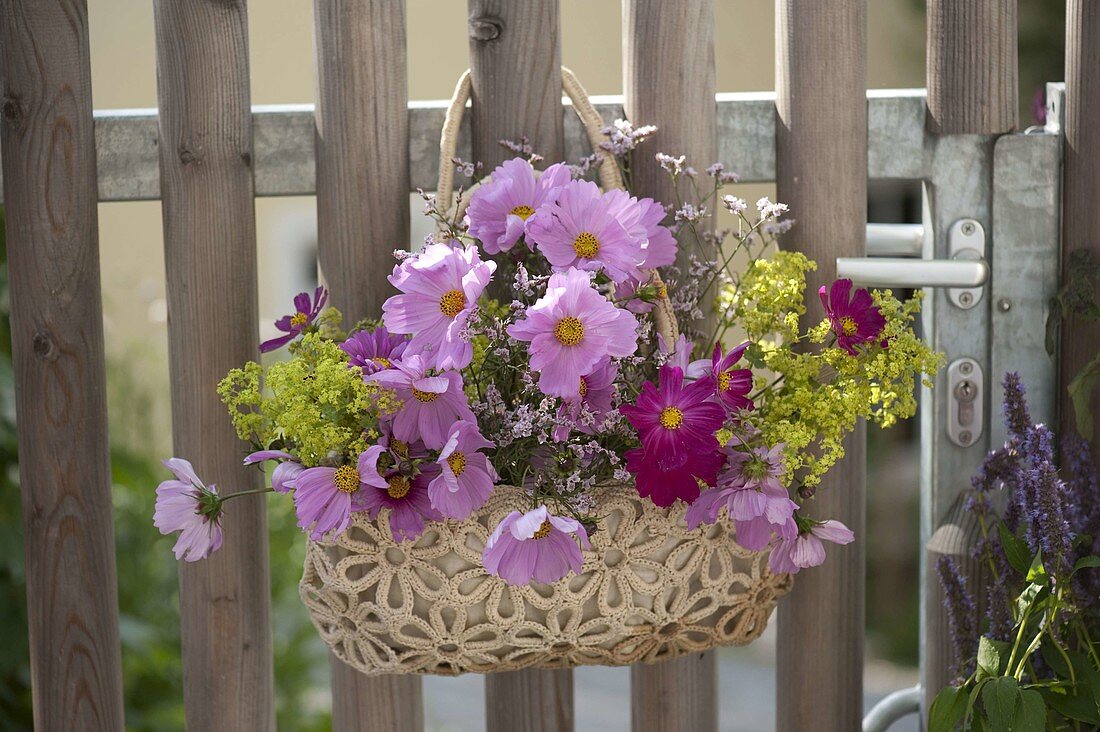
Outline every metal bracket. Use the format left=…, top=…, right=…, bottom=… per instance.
left=946, top=357, right=983, bottom=447
left=946, top=219, right=986, bottom=309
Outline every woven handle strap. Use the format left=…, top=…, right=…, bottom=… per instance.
left=434, top=67, right=679, bottom=344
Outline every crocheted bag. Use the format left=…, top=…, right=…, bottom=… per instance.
left=299, top=68, right=791, bottom=676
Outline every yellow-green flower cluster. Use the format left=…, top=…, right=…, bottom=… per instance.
left=217, top=331, right=399, bottom=467
left=719, top=250, right=816, bottom=342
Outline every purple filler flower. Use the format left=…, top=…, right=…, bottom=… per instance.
left=357, top=445, right=442, bottom=542
left=768, top=519, right=854, bottom=574
left=552, top=357, right=618, bottom=442
left=526, top=180, right=646, bottom=283
left=243, top=449, right=303, bottom=493
left=507, top=267, right=639, bottom=399
left=260, top=286, right=327, bottom=353
left=153, top=458, right=224, bottom=562
left=483, top=505, right=591, bottom=585
left=427, top=421, right=498, bottom=519
left=466, top=158, right=571, bottom=254
left=340, top=326, right=409, bottom=376
left=366, top=355, right=476, bottom=450
left=382, top=242, right=495, bottom=370
left=819, top=279, right=886, bottom=356
left=292, top=457, right=374, bottom=541
left=620, top=365, right=725, bottom=470
left=626, top=445, right=724, bottom=507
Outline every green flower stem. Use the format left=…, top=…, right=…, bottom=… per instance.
left=221, top=486, right=275, bottom=502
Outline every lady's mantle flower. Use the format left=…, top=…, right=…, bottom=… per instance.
left=340, top=326, right=408, bottom=375
left=260, top=286, right=327, bottom=353
left=243, top=449, right=303, bottom=493
left=483, top=505, right=591, bottom=585
left=292, top=456, right=375, bottom=541
left=466, top=158, right=571, bottom=254
left=507, top=267, right=638, bottom=399
left=154, top=458, right=224, bottom=561
left=768, top=519, right=854, bottom=574
left=626, top=445, right=724, bottom=507
left=819, top=279, right=886, bottom=356
left=552, top=357, right=617, bottom=442
left=704, top=342, right=754, bottom=413
left=382, top=242, right=495, bottom=370
left=620, top=365, right=724, bottom=469
left=366, top=355, right=476, bottom=449
left=427, top=421, right=498, bottom=520
left=357, top=445, right=442, bottom=541
left=526, top=180, right=646, bottom=283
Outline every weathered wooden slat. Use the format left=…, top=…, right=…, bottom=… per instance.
left=926, top=0, right=1018, bottom=134
left=0, top=2, right=126, bottom=729
left=1061, top=1, right=1100, bottom=454
left=311, top=2, right=422, bottom=728
left=774, top=3, right=868, bottom=731
left=152, top=2, right=275, bottom=729
left=466, top=2, right=574, bottom=729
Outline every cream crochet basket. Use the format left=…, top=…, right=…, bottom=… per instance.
left=299, top=68, right=791, bottom=676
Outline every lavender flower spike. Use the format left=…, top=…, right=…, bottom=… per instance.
left=936, top=555, right=977, bottom=682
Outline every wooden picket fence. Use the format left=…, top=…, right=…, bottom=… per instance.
left=1, top=1, right=1097, bottom=730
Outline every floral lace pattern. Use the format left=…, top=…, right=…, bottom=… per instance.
left=300, top=483, right=791, bottom=675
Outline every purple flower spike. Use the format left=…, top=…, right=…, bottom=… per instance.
left=260, top=286, right=327, bottom=353
left=818, top=279, right=886, bottom=356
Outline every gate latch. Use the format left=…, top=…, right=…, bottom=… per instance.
left=947, top=357, right=983, bottom=447
left=946, top=219, right=986, bottom=310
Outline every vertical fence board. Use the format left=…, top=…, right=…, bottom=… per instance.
left=774, top=3, right=868, bottom=731
left=1061, top=2, right=1100, bottom=454
left=623, top=2, right=718, bottom=729
left=152, top=2, right=275, bottom=729
left=0, top=2, right=126, bottom=729
left=926, top=0, right=1018, bottom=134
left=467, top=2, right=573, bottom=729
left=312, top=2, right=422, bottom=728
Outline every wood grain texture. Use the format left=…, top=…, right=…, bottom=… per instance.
left=0, top=2, right=126, bottom=729
left=926, top=0, right=1018, bottom=134
left=774, top=2, right=868, bottom=731
left=312, top=2, right=422, bottom=727
left=485, top=668, right=574, bottom=732
left=152, top=2, right=275, bottom=729
left=623, top=2, right=719, bottom=728
left=1061, top=2, right=1100, bottom=454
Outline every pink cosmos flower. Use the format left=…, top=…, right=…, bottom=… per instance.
left=243, top=449, right=303, bottom=493
left=340, top=326, right=408, bottom=375
left=292, top=456, right=374, bottom=541
left=357, top=445, right=442, bottom=541
left=427, top=420, right=498, bottom=519
left=366, top=355, right=476, bottom=450
left=620, top=365, right=725, bottom=470
left=819, top=279, right=886, bottom=356
left=768, top=519, right=855, bottom=574
left=604, top=189, right=677, bottom=270
left=705, top=342, right=754, bottom=413
left=483, top=506, right=591, bottom=585
left=382, top=242, right=496, bottom=370
left=507, top=267, right=639, bottom=399
left=526, top=180, right=645, bottom=283
left=260, top=286, right=327, bottom=353
left=154, top=458, right=224, bottom=561
left=466, top=158, right=571, bottom=254
left=626, top=445, right=724, bottom=507
left=552, top=357, right=618, bottom=442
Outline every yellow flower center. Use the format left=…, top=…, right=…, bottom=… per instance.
left=718, top=371, right=731, bottom=392
left=657, top=282, right=668, bottom=300
left=573, top=232, right=600, bottom=258
left=533, top=520, right=553, bottom=540
left=447, top=451, right=467, bottom=477
left=578, top=377, right=588, bottom=398
left=333, top=465, right=361, bottom=494
left=554, top=316, right=585, bottom=346
left=386, top=475, right=411, bottom=499
left=290, top=311, right=309, bottom=328
left=390, top=439, right=409, bottom=459
left=439, top=289, right=465, bottom=318
left=839, top=316, right=859, bottom=337
left=510, top=204, right=536, bottom=220
left=659, top=406, right=684, bottom=430
left=373, top=356, right=391, bottom=368
left=412, top=387, right=439, bottom=403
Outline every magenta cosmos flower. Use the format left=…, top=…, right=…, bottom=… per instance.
left=626, top=445, right=724, bottom=507
left=483, top=505, right=591, bottom=585
left=620, top=365, right=725, bottom=469
left=366, top=355, right=476, bottom=449
left=552, top=357, right=618, bottom=442
left=243, top=449, right=303, bottom=493
left=153, top=458, right=224, bottom=562
left=507, top=267, right=639, bottom=399
left=819, top=279, right=886, bottom=356
left=705, top=342, right=754, bottom=413
left=427, top=420, right=498, bottom=519
left=340, top=326, right=408, bottom=375
left=260, top=286, right=327, bottom=353
left=769, top=519, right=855, bottom=574
left=292, top=456, right=375, bottom=541
left=382, top=242, right=496, bottom=370
left=604, top=189, right=677, bottom=270
left=357, top=445, right=442, bottom=542
left=526, top=180, right=646, bottom=283
left=466, top=158, right=571, bottom=254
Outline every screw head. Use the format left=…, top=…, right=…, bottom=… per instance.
left=959, top=361, right=973, bottom=375
left=961, top=222, right=976, bottom=236
left=959, top=291, right=974, bottom=306
left=958, top=430, right=972, bottom=445
left=998, top=298, right=1012, bottom=312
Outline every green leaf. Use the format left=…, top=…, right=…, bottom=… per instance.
left=929, top=685, right=969, bottom=732
left=1026, top=552, right=1048, bottom=586
left=1072, top=555, right=1100, bottom=575
left=1067, top=351, right=1100, bottom=439
left=998, top=522, right=1034, bottom=575
left=978, top=636, right=1010, bottom=679
left=1015, top=689, right=1046, bottom=731
left=1042, top=687, right=1100, bottom=725
left=983, top=677, right=1021, bottom=730
left=1015, top=583, right=1049, bottom=618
